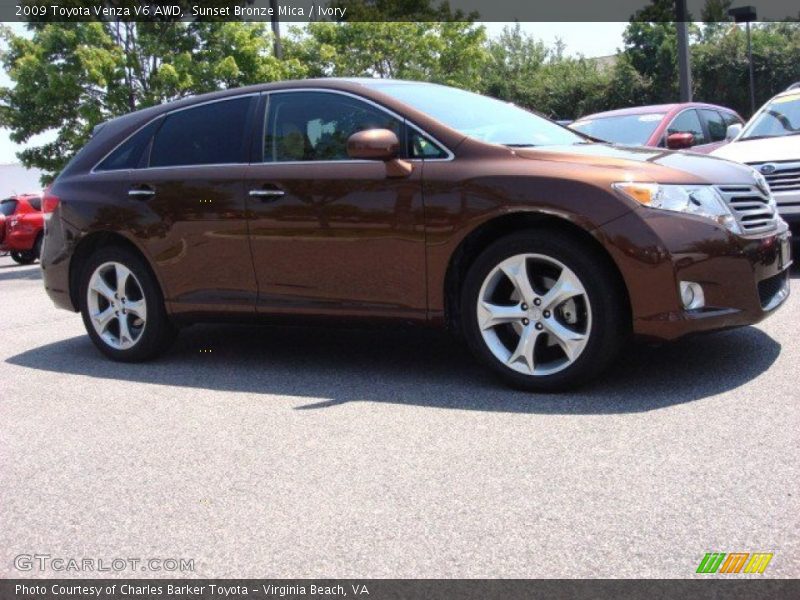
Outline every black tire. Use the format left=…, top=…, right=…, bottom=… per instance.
left=10, top=250, right=36, bottom=265
left=33, top=233, right=43, bottom=260
left=79, top=245, right=176, bottom=362
left=460, top=229, right=629, bottom=392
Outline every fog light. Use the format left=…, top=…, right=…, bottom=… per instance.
left=680, top=281, right=705, bottom=310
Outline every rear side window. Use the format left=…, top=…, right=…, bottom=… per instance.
left=150, top=97, right=252, bottom=167
left=27, top=197, right=42, bottom=211
left=96, top=119, right=161, bottom=172
left=700, top=109, right=727, bottom=142
left=1, top=199, right=18, bottom=216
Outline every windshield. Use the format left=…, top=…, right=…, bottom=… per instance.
left=366, top=82, right=586, bottom=147
left=570, top=113, right=665, bottom=145
left=741, top=92, right=800, bottom=140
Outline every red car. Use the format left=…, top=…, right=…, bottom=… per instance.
left=1, top=193, right=45, bottom=264
left=570, top=103, right=744, bottom=154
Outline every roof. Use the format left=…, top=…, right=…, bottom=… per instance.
left=577, top=102, right=736, bottom=120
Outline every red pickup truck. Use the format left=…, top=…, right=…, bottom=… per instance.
left=1, top=193, right=44, bottom=264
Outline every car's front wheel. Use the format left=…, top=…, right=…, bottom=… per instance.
left=79, top=246, right=176, bottom=362
left=461, top=230, right=628, bottom=391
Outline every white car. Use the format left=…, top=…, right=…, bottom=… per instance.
left=712, top=85, right=800, bottom=233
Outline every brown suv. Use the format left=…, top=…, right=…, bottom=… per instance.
left=41, top=79, right=792, bottom=390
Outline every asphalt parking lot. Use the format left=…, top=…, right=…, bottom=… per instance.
left=0, top=253, right=798, bottom=579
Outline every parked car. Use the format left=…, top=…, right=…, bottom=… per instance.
left=41, top=79, right=791, bottom=391
left=570, top=103, right=744, bottom=154
left=711, top=86, right=800, bottom=234
left=0, top=193, right=44, bottom=264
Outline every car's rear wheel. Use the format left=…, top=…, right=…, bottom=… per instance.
left=10, top=250, right=36, bottom=265
left=79, top=246, right=176, bottom=362
left=461, top=230, right=627, bottom=391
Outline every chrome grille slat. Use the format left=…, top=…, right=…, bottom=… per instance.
left=748, top=161, right=800, bottom=192
left=716, top=184, right=779, bottom=235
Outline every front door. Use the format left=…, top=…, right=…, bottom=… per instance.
left=244, top=90, right=427, bottom=320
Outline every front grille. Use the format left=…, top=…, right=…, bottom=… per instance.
left=758, top=271, right=789, bottom=309
left=748, top=161, right=800, bottom=193
left=716, top=185, right=779, bottom=235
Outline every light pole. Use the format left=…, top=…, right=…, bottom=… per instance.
left=729, top=5, right=758, bottom=115
left=676, top=0, right=692, bottom=102
left=269, top=0, right=283, bottom=59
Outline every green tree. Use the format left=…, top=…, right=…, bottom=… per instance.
left=287, top=21, right=487, bottom=88
left=0, top=20, right=304, bottom=180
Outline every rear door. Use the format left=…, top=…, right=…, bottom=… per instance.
left=128, top=95, right=259, bottom=315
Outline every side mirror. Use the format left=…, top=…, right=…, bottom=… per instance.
left=346, top=129, right=400, bottom=161
left=726, top=123, right=743, bottom=141
left=666, top=132, right=694, bottom=150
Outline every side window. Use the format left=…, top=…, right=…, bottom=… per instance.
left=264, top=92, right=402, bottom=162
left=700, top=109, right=727, bottom=142
left=0, top=199, right=18, bottom=216
left=150, top=97, right=252, bottom=167
left=409, top=129, right=448, bottom=159
left=667, top=110, right=707, bottom=145
left=722, top=111, right=743, bottom=127
left=95, top=119, right=161, bottom=172
left=28, top=197, right=42, bottom=211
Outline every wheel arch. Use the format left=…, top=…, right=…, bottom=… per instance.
left=69, top=231, right=166, bottom=311
left=443, top=212, right=632, bottom=334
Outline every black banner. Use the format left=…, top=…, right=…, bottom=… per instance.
left=2, top=580, right=800, bottom=600
left=1, top=0, right=800, bottom=23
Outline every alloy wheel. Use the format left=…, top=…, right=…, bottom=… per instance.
left=477, top=253, right=592, bottom=376
left=86, top=261, right=147, bottom=350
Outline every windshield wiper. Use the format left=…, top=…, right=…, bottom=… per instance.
left=503, top=143, right=538, bottom=147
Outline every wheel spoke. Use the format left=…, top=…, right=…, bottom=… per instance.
left=125, top=298, right=147, bottom=321
left=478, top=301, right=526, bottom=330
left=117, top=314, right=134, bottom=348
left=544, top=318, right=587, bottom=362
left=500, top=255, right=536, bottom=304
left=542, top=268, right=583, bottom=311
left=92, top=306, right=116, bottom=332
left=507, top=325, right=541, bottom=373
left=90, top=277, right=116, bottom=302
left=115, top=264, right=132, bottom=297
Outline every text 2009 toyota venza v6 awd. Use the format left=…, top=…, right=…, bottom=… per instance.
left=40, top=79, right=792, bottom=391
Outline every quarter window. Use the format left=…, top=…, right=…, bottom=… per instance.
left=150, top=97, right=252, bottom=167
left=264, top=92, right=402, bottom=162
left=667, top=110, right=707, bottom=146
left=409, top=129, right=448, bottom=159
left=96, top=119, right=161, bottom=171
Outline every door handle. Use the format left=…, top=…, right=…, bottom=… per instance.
left=128, top=186, right=155, bottom=198
left=249, top=188, right=285, bottom=199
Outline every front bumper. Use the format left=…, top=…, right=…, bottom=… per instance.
left=599, top=210, right=792, bottom=341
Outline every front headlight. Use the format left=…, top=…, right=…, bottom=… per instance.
left=613, top=182, right=740, bottom=234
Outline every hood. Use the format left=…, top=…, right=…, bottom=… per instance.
left=513, top=143, right=759, bottom=186
left=711, top=135, right=800, bottom=163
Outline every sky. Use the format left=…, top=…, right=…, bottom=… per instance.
left=0, top=21, right=628, bottom=165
